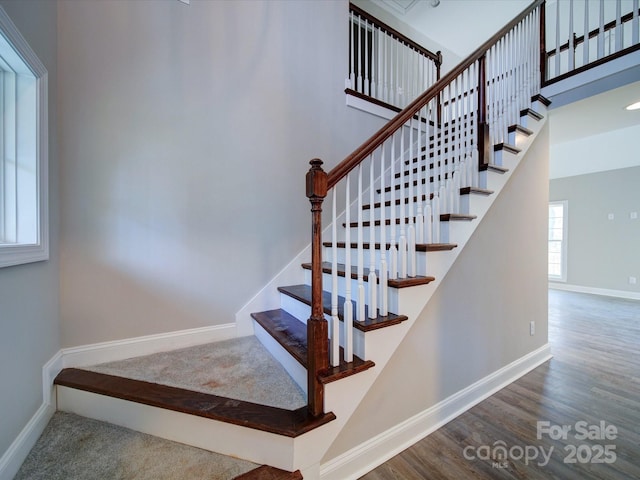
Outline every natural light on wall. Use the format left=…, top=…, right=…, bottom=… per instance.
left=548, top=201, right=567, bottom=282
left=0, top=7, right=48, bottom=268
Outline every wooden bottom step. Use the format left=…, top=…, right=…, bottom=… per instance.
left=54, top=368, right=335, bottom=438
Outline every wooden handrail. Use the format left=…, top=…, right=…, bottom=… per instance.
left=328, top=0, right=544, bottom=190
left=349, top=3, right=441, bottom=63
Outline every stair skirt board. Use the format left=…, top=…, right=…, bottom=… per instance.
left=319, top=344, right=552, bottom=480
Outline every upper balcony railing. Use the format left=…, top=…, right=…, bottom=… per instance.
left=347, top=3, right=442, bottom=110
left=543, top=0, right=640, bottom=84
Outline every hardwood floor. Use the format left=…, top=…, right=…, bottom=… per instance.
left=361, top=289, right=640, bottom=479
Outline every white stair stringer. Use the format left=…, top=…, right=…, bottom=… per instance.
left=264, top=106, right=549, bottom=477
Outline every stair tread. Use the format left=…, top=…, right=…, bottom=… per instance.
left=322, top=241, right=458, bottom=252
left=508, top=124, right=534, bottom=136
left=493, top=143, right=520, bottom=154
left=479, top=163, right=509, bottom=173
left=233, top=465, right=303, bottom=480
left=55, top=368, right=335, bottom=438
left=364, top=188, right=491, bottom=210
left=277, top=284, right=408, bottom=332
left=345, top=214, right=476, bottom=228
left=520, top=107, right=544, bottom=121
left=531, top=93, right=551, bottom=107
left=251, top=309, right=375, bottom=384
left=301, top=262, right=435, bottom=288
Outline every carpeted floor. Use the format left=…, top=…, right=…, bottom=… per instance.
left=15, top=336, right=306, bottom=478
left=15, top=412, right=259, bottom=480
left=84, top=335, right=306, bottom=410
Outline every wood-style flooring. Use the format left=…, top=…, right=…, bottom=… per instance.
left=361, top=289, right=640, bottom=479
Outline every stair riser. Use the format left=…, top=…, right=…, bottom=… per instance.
left=253, top=319, right=308, bottom=395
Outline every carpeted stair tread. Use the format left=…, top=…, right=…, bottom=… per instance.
left=301, top=261, right=435, bottom=288
left=277, top=284, right=408, bottom=332
left=322, top=241, right=457, bottom=252
left=233, top=465, right=303, bottom=480
left=251, top=309, right=375, bottom=384
left=55, top=368, right=335, bottom=438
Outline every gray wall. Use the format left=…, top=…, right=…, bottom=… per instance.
left=57, top=0, right=386, bottom=347
left=0, top=0, right=59, bottom=459
left=549, top=166, right=640, bottom=294
left=325, top=124, right=550, bottom=461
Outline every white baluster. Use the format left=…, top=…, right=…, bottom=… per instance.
left=368, top=155, right=377, bottom=319
left=399, top=127, right=407, bottom=279
left=408, top=118, right=416, bottom=278
left=389, top=134, right=398, bottom=280
left=357, top=14, right=363, bottom=93
left=633, top=0, right=639, bottom=46
left=583, top=1, right=590, bottom=67
left=615, top=0, right=622, bottom=53
left=349, top=11, right=355, bottom=89
left=330, top=188, right=340, bottom=367
left=569, top=0, right=575, bottom=71
left=344, top=173, right=353, bottom=363
left=416, top=105, right=425, bottom=245
left=432, top=193, right=441, bottom=244
left=598, top=0, right=604, bottom=60
left=364, top=19, right=370, bottom=96
left=357, top=164, right=365, bottom=322
left=379, top=145, right=388, bottom=317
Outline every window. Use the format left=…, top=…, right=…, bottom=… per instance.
left=0, top=7, right=48, bottom=268
left=548, top=201, right=567, bottom=282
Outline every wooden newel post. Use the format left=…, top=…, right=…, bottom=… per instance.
left=306, top=158, right=329, bottom=417
left=477, top=53, right=491, bottom=167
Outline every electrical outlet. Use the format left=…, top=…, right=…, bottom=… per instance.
left=630, top=276, right=637, bottom=285
left=608, top=213, right=615, bottom=220
left=530, top=321, right=535, bottom=336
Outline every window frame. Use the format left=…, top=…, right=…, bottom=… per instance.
left=0, top=6, right=48, bottom=268
left=548, top=200, right=568, bottom=282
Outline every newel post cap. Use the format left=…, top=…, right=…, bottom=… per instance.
left=306, top=158, right=328, bottom=200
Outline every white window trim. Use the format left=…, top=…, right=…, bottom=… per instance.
left=0, top=6, right=48, bottom=268
left=548, top=200, right=568, bottom=283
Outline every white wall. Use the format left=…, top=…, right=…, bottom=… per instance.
left=550, top=166, right=640, bottom=295
left=324, top=124, right=550, bottom=462
left=57, top=0, right=387, bottom=347
left=0, top=0, right=59, bottom=459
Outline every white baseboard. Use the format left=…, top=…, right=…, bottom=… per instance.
left=0, top=322, right=237, bottom=480
left=0, top=402, right=54, bottom=480
left=320, top=344, right=552, bottom=480
left=549, top=282, right=640, bottom=301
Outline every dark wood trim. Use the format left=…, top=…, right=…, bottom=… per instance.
left=277, top=284, right=409, bottom=332
left=305, top=159, right=329, bottom=418
left=327, top=0, right=544, bottom=190
left=539, top=0, right=546, bottom=88
left=250, top=308, right=375, bottom=384
left=543, top=42, right=640, bottom=86
left=55, top=368, right=335, bottom=438
left=349, top=3, right=440, bottom=63
left=301, top=262, right=435, bottom=288
left=493, top=143, right=521, bottom=155
left=233, top=465, right=303, bottom=480
left=322, top=241, right=458, bottom=252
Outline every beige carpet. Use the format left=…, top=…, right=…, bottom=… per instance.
left=84, top=335, right=306, bottom=410
left=15, top=412, right=259, bottom=480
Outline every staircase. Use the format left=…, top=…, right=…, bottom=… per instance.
left=53, top=2, right=551, bottom=479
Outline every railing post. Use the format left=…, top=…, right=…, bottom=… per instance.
left=306, top=158, right=329, bottom=417
left=476, top=53, right=491, bottom=167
